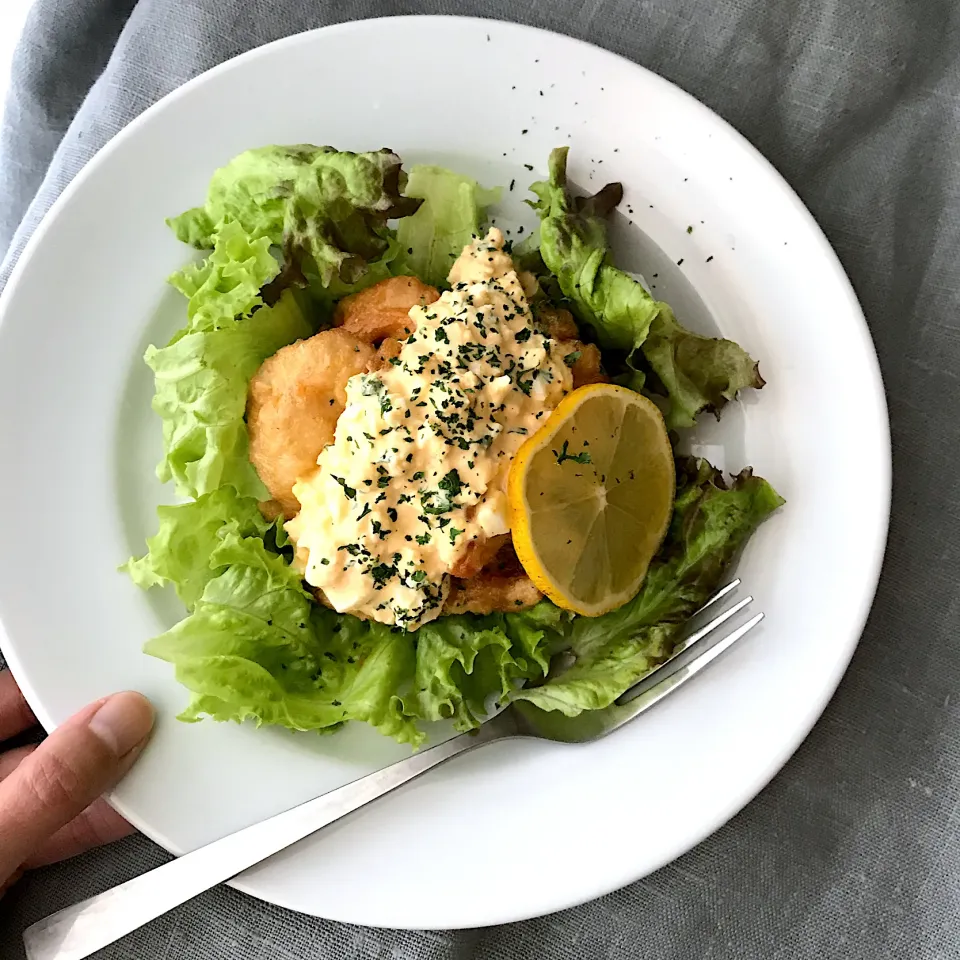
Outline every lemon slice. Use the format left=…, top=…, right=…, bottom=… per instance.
left=508, top=383, right=675, bottom=616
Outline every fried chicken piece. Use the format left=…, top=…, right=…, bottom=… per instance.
left=537, top=304, right=580, bottom=341
left=370, top=337, right=402, bottom=371
left=333, top=276, right=439, bottom=344
left=443, top=538, right=542, bottom=615
left=444, top=573, right=542, bottom=614
left=564, top=341, right=607, bottom=387
left=450, top=534, right=511, bottom=580
left=247, top=328, right=376, bottom=519
left=536, top=305, right=607, bottom=387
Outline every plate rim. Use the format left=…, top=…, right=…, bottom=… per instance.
left=0, top=14, right=891, bottom=928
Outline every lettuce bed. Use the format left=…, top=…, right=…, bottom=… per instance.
left=126, top=145, right=782, bottom=747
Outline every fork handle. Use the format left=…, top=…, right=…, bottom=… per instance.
left=23, top=720, right=508, bottom=960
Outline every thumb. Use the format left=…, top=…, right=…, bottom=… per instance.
left=0, top=692, right=154, bottom=883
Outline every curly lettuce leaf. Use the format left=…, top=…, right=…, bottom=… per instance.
left=140, top=529, right=557, bottom=745
left=411, top=617, right=520, bottom=730
left=501, top=600, right=568, bottom=677
left=127, top=490, right=557, bottom=742
left=167, top=207, right=215, bottom=247
left=167, top=220, right=280, bottom=334
left=642, top=303, right=765, bottom=429
left=511, top=458, right=784, bottom=716
left=148, top=288, right=310, bottom=499
left=394, top=165, right=500, bottom=287
left=530, top=149, right=656, bottom=353
left=130, top=504, right=567, bottom=743
left=169, top=145, right=316, bottom=246
left=168, top=145, right=422, bottom=287
left=296, top=157, right=502, bottom=308
left=531, top=146, right=762, bottom=427
left=408, top=600, right=563, bottom=731
left=145, top=532, right=422, bottom=745
left=123, top=488, right=271, bottom=609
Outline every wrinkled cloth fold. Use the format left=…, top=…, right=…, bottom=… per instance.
left=1, top=1, right=958, bottom=958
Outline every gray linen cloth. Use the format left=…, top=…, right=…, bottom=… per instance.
left=0, top=0, right=956, bottom=957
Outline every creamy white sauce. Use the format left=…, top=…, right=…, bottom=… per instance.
left=286, top=229, right=572, bottom=629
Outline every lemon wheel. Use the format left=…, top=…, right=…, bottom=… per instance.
left=508, top=383, right=675, bottom=616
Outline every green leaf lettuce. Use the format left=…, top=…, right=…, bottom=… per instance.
left=394, top=165, right=500, bottom=287
left=148, top=287, right=310, bottom=499
left=167, top=220, right=279, bottom=334
left=123, top=487, right=271, bottom=609
left=144, top=532, right=422, bottom=746
left=168, top=145, right=422, bottom=287
left=641, top=303, right=766, bottom=429
left=531, top=147, right=763, bottom=427
left=410, top=601, right=563, bottom=731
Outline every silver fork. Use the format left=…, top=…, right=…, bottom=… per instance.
left=24, top=582, right=762, bottom=960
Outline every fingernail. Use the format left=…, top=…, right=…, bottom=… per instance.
left=88, top=692, right=155, bottom=757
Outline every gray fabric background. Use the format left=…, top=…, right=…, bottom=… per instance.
left=0, top=0, right=954, bottom=957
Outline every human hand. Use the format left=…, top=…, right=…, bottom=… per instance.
left=0, top=670, right=154, bottom=894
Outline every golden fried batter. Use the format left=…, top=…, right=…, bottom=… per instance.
left=444, top=538, right=542, bottom=614
left=444, top=572, right=542, bottom=614
left=450, top=534, right=511, bottom=580
left=371, top=337, right=403, bottom=371
left=537, top=306, right=607, bottom=387
left=334, top=276, right=439, bottom=344
left=537, top=305, right=580, bottom=341
left=566, top=342, right=607, bottom=387
left=247, top=328, right=376, bottom=519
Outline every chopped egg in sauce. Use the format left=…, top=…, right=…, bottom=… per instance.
left=286, top=229, right=573, bottom=629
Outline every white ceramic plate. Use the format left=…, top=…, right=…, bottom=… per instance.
left=0, top=17, right=889, bottom=929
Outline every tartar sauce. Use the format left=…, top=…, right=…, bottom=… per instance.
left=286, top=229, right=572, bottom=629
